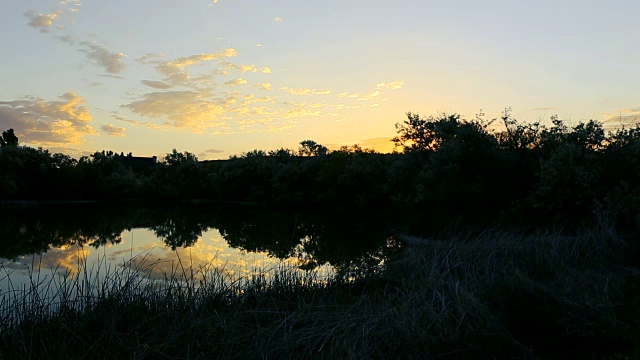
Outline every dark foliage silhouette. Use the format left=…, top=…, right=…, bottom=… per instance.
left=1, top=112, right=639, bottom=229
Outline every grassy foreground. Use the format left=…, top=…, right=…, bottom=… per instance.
left=1, top=225, right=639, bottom=359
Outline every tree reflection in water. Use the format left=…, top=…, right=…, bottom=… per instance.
left=0, top=203, right=404, bottom=274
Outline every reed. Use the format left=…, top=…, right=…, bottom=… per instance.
left=0, top=225, right=637, bottom=359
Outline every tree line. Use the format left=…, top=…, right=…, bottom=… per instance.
left=1, top=110, right=639, bottom=228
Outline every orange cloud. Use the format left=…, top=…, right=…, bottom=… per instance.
left=122, top=91, right=228, bottom=132
left=0, top=92, right=96, bottom=146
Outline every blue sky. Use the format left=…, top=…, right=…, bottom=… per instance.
left=1, top=0, right=638, bottom=158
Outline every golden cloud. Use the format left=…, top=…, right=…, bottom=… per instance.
left=284, top=108, right=322, bottom=118
left=281, top=87, right=331, bottom=96
left=156, top=49, right=237, bottom=76
left=122, top=91, right=228, bottom=132
left=24, top=10, right=63, bottom=29
left=225, top=78, right=248, bottom=86
left=255, top=83, right=272, bottom=90
left=337, top=90, right=381, bottom=101
left=238, top=96, right=278, bottom=108
left=0, top=92, right=96, bottom=146
left=139, top=49, right=238, bottom=88
left=101, top=124, right=126, bottom=137
left=375, top=81, right=404, bottom=90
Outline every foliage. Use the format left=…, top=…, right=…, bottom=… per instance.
left=1, top=113, right=640, bottom=227
left=298, top=139, right=328, bottom=157
left=392, top=112, right=494, bottom=153
left=1, top=226, right=637, bottom=359
left=0, top=129, right=18, bottom=147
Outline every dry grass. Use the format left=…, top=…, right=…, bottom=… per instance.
left=1, top=224, right=638, bottom=359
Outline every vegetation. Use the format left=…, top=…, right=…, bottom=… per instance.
left=2, top=110, right=639, bottom=229
left=0, top=225, right=638, bottom=359
left=1, top=109, right=640, bottom=358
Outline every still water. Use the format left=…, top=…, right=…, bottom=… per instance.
left=0, top=203, right=402, bottom=296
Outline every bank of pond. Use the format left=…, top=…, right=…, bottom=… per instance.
left=0, top=203, right=638, bottom=359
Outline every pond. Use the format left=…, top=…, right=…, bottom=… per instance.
left=0, top=203, right=404, bottom=308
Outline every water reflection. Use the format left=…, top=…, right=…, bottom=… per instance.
left=0, top=204, right=403, bottom=284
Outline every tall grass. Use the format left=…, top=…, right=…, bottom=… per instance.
left=1, top=225, right=638, bottom=359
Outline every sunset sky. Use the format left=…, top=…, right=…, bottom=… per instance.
left=1, top=0, right=638, bottom=159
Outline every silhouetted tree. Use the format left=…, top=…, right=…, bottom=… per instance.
left=496, top=108, right=542, bottom=151
left=0, top=129, right=19, bottom=147
left=298, top=140, right=328, bottom=157
left=393, top=113, right=493, bottom=153
left=164, top=149, right=198, bottom=165
left=154, top=149, right=204, bottom=199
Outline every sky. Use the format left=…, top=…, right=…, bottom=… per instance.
left=1, top=0, right=638, bottom=159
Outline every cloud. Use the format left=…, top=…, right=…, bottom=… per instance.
left=225, top=78, right=248, bottom=86
left=281, top=87, right=312, bottom=96
left=602, top=107, right=640, bottom=127
left=255, top=83, right=272, bottom=91
left=281, top=87, right=331, bottom=96
left=122, top=91, right=228, bottom=132
left=338, top=90, right=382, bottom=101
left=198, top=148, right=224, bottom=158
left=141, top=80, right=173, bottom=89
left=98, top=74, right=125, bottom=79
left=156, top=49, right=237, bottom=76
left=112, top=113, right=164, bottom=130
left=56, top=34, right=75, bottom=44
left=25, top=10, right=63, bottom=29
left=332, top=81, right=401, bottom=102
left=531, top=107, right=558, bottom=111
left=241, top=96, right=277, bottom=105
left=274, top=17, right=283, bottom=22
left=375, top=81, right=404, bottom=90
left=0, top=92, right=96, bottom=146
left=79, top=42, right=127, bottom=74
left=214, top=95, right=238, bottom=106
left=218, top=62, right=257, bottom=73
left=101, top=124, right=126, bottom=137
left=331, top=104, right=361, bottom=110
left=140, top=49, right=237, bottom=87
left=239, top=64, right=258, bottom=73
left=59, top=0, right=83, bottom=9
left=283, top=108, right=321, bottom=118
left=136, top=53, right=165, bottom=64
left=218, top=62, right=272, bottom=75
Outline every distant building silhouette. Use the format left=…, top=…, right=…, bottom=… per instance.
left=122, top=156, right=158, bottom=171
